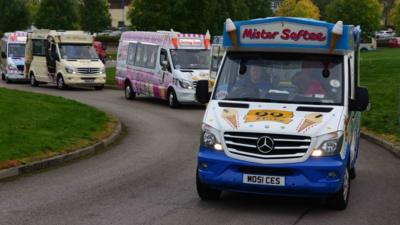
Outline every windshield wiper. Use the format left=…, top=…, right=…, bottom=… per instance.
left=224, top=98, right=274, bottom=102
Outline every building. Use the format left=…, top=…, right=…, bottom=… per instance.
left=108, top=0, right=132, bottom=27
left=271, top=0, right=283, bottom=12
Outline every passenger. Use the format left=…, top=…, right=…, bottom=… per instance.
left=291, top=61, right=325, bottom=96
left=228, top=64, right=271, bottom=98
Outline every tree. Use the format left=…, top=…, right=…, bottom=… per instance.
left=245, top=0, right=273, bottom=19
left=275, top=0, right=320, bottom=20
left=393, top=1, right=400, bottom=32
left=312, top=0, right=331, bottom=20
left=80, top=0, right=111, bottom=33
left=326, top=0, right=382, bottom=38
left=26, top=0, right=40, bottom=24
left=35, top=0, right=80, bottom=30
left=128, top=0, right=250, bottom=35
left=0, top=0, right=30, bottom=34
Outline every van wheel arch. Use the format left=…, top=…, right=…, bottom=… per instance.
left=56, top=73, right=67, bottom=90
left=124, top=79, right=135, bottom=100
left=30, top=71, right=39, bottom=87
left=167, top=87, right=180, bottom=108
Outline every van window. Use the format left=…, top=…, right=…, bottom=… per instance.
left=134, top=43, right=158, bottom=69
left=8, top=44, right=25, bottom=57
left=213, top=52, right=344, bottom=106
left=126, top=43, right=137, bottom=65
left=32, top=39, right=46, bottom=56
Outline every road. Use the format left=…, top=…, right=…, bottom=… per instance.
left=0, top=82, right=399, bottom=225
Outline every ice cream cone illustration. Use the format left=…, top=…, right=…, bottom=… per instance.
left=225, top=18, right=238, bottom=49
left=329, top=21, right=343, bottom=54
left=222, top=108, right=239, bottom=129
left=297, top=113, right=323, bottom=133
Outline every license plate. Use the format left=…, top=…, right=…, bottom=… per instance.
left=85, top=79, right=94, bottom=83
left=243, top=174, right=285, bottom=186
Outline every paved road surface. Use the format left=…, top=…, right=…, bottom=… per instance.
left=0, top=82, right=399, bottom=225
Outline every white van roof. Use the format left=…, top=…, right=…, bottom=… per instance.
left=2, top=31, right=27, bottom=43
left=29, top=30, right=93, bottom=44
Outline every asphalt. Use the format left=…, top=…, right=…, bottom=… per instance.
left=0, top=82, right=399, bottom=225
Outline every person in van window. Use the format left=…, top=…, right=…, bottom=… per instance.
left=228, top=64, right=271, bottom=98
left=291, top=61, right=325, bottom=96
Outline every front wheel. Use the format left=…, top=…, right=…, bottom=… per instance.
left=5, top=76, right=12, bottom=84
left=327, top=167, right=350, bottom=210
left=57, top=75, right=67, bottom=90
left=30, top=74, right=39, bottom=87
left=196, top=170, right=221, bottom=201
left=167, top=89, right=180, bottom=108
left=125, top=82, right=135, bottom=100
left=1, top=73, right=5, bottom=81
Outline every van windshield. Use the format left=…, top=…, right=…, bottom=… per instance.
left=8, top=44, right=25, bottom=57
left=213, top=52, right=344, bottom=105
left=59, top=44, right=98, bottom=60
left=170, top=49, right=210, bottom=70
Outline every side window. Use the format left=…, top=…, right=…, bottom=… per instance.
left=32, top=39, right=45, bottom=56
left=134, top=43, right=143, bottom=66
left=145, top=45, right=158, bottom=69
left=160, top=48, right=171, bottom=72
left=126, top=42, right=137, bottom=65
left=134, top=43, right=158, bottom=69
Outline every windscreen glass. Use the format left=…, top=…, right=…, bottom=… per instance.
left=59, top=44, right=98, bottom=60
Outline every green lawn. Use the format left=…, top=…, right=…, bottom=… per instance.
left=106, top=67, right=116, bottom=86
left=0, top=88, right=113, bottom=169
left=360, top=48, right=400, bottom=144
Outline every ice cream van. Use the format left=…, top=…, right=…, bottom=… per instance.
left=195, top=17, right=369, bottom=210
left=115, top=30, right=211, bottom=108
left=0, top=32, right=28, bottom=83
left=25, top=30, right=106, bottom=90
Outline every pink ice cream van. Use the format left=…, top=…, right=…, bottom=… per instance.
left=116, top=30, right=212, bottom=108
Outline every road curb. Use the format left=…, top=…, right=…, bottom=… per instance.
left=0, top=116, right=123, bottom=181
left=361, top=131, right=400, bottom=158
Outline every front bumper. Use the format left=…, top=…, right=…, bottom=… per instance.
left=6, top=72, right=28, bottom=81
left=175, top=88, right=198, bottom=104
left=64, top=75, right=106, bottom=86
left=197, top=147, right=348, bottom=198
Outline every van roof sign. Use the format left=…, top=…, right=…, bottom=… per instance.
left=223, top=17, right=356, bottom=53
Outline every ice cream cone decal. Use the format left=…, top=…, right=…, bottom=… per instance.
left=221, top=108, right=239, bottom=129
left=225, top=18, right=238, bottom=49
left=329, top=21, right=343, bottom=54
left=297, top=113, right=323, bottom=133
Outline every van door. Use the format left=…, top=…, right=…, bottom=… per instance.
left=157, top=48, right=172, bottom=99
left=0, top=41, right=6, bottom=75
left=31, top=39, right=48, bottom=82
left=46, top=41, right=57, bottom=82
left=347, top=55, right=360, bottom=165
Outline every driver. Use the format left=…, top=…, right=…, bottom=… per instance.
left=229, top=64, right=271, bottom=98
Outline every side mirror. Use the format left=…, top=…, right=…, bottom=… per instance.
left=349, top=87, right=369, bottom=111
left=161, top=60, right=168, bottom=70
left=196, top=80, right=211, bottom=104
left=1, top=52, right=6, bottom=58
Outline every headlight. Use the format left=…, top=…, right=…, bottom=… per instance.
left=100, top=67, right=105, bottom=74
left=201, top=124, right=223, bottom=151
left=179, top=80, right=193, bottom=89
left=65, top=66, right=76, bottom=74
left=7, top=64, right=17, bottom=70
left=311, top=131, right=344, bottom=157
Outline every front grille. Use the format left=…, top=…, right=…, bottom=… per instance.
left=224, top=132, right=311, bottom=159
left=17, top=65, right=24, bottom=71
left=77, top=68, right=100, bottom=74
left=192, top=81, right=197, bottom=89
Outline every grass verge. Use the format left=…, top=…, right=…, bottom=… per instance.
left=106, top=67, right=116, bottom=86
left=361, top=48, right=400, bottom=144
left=0, top=88, right=116, bottom=169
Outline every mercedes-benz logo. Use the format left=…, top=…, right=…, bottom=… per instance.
left=256, top=136, right=274, bottom=154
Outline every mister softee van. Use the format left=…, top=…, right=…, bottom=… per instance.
left=25, top=30, right=106, bottom=90
left=195, top=17, right=369, bottom=210
left=0, top=32, right=28, bottom=83
left=116, top=30, right=212, bottom=108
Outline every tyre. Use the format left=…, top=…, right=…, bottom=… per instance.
left=350, top=167, right=356, bottom=179
left=124, top=82, right=135, bottom=100
left=5, top=76, right=11, bottom=84
left=30, top=74, right=39, bottom=87
left=94, top=85, right=104, bottom=90
left=1, top=73, right=5, bottom=81
left=57, top=75, right=67, bottom=90
left=167, top=89, right=180, bottom=108
left=196, top=170, right=221, bottom=201
left=327, top=167, right=350, bottom=210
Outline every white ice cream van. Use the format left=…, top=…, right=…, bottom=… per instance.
left=0, top=31, right=28, bottom=83
left=25, top=30, right=106, bottom=90
left=195, top=17, right=369, bottom=210
left=116, top=30, right=212, bottom=108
